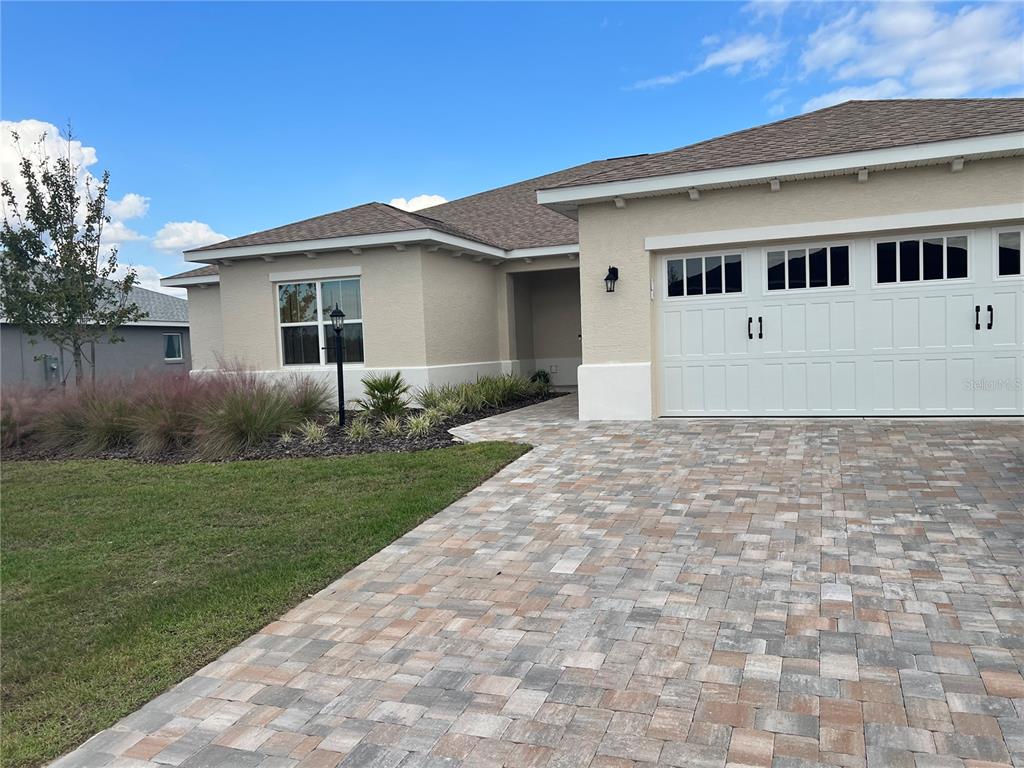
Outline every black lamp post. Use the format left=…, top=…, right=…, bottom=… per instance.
left=329, top=304, right=346, bottom=427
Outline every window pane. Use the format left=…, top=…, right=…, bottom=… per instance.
left=999, top=231, right=1022, bottom=276
left=724, top=254, right=742, bottom=293
left=705, top=256, right=723, bottom=294
left=282, top=325, right=320, bottom=365
left=279, top=283, right=318, bottom=323
left=324, top=323, right=364, bottom=364
left=667, top=259, right=686, bottom=297
left=685, top=257, right=703, bottom=296
left=808, top=247, right=828, bottom=288
left=163, top=334, right=182, bottom=360
left=830, top=246, right=850, bottom=286
left=946, top=236, right=968, bottom=279
left=322, top=279, right=362, bottom=321
left=899, top=240, right=920, bottom=281
left=877, top=242, right=897, bottom=283
left=923, top=238, right=944, bottom=280
left=787, top=249, right=806, bottom=289
left=767, top=251, right=786, bottom=290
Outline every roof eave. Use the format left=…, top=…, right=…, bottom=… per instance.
left=184, top=228, right=508, bottom=264
left=536, top=132, right=1024, bottom=210
left=161, top=274, right=220, bottom=288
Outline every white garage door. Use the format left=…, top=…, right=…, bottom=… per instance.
left=657, top=225, right=1024, bottom=416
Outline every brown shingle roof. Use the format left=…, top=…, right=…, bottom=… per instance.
left=188, top=157, right=645, bottom=255
left=188, top=202, right=492, bottom=253
left=166, top=265, right=220, bottom=279
left=545, top=99, right=1024, bottom=189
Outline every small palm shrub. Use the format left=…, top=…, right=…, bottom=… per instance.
left=377, top=415, right=404, bottom=437
left=353, top=372, right=410, bottom=418
left=298, top=419, right=327, bottom=444
left=344, top=418, right=372, bottom=441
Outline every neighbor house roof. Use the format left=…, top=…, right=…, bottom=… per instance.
left=544, top=99, right=1024, bottom=189
left=128, top=283, right=189, bottom=324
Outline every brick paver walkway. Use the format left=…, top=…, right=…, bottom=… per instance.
left=58, top=396, right=1024, bottom=768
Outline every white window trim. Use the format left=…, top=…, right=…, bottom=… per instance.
left=871, top=230, right=973, bottom=288
left=992, top=225, right=1024, bottom=280
left=162, top=333, right=184, bottom=362
left=663, top=249, right=746, bottom=301
left=761, top=240, right=854, bottom=295
left=276, top=277, right=364, bottom=367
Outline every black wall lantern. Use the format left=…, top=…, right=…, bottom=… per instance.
left=604, top=266, right=619, bottom=293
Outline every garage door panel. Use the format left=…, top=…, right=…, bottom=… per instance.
left=948, top=358, right=976, bottom=411
left=895, top=298, right=921, bottom=350
left=684, top=309, right=703, bottom=357
left=683, top=367, right=704, bottom=411
left=761, top=363, right=784, bottom=412
left=702, top=309, right=726, bottom=356
left=761, top=306, right=782, bottom=354
left=921, top=296, right=947, bottom=349
left=807, top=304, right=830, bottom=352
left=725, top=307, right=750, bottom=355
left=947, top=294, right=977, bottom=348
left=662, top=309, right=684, bottom=359
left=872, top=360, right=895, bottom=412
left=832, top=301, right=857, bottom=352
left=808, top=362, right=830, bottom=411
left=662, top=366, right=684, bottom=414
left=726, top=365, right=750, bottom=411
left=705, top=366, right=726, bottom=411
left=834, top=362, right=857, bottom=411
left=869, top=298, right=894, bottom=351
left=782, top=305, right=807, bottom=353
left=895, top=359, right=921, bottom=411
left=989, top=289, right=1020, bottom=348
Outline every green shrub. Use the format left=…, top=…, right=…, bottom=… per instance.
left=377, top=415, right=404, bottom=437
left=436, top=397, right=465, bottom=419
left=344, top=418, right=372, bottom=441
left=288, top=376, right=332, bottom=421
left=37, top=385, right=135, bottom=455
left=530, top=369, right=552, bottom=390
left=405, top=413, right=435, bottom=438
left=131, top=374, right=210, bottom=455
left=195, top=377, right=300, bottom=459
left=353, top=372, right=410, bottom=418
left=298, top=419, right=327, bottom=444
left=278, top=431, right=295, bottom=445
left=457, top=383, right=487, bottom=413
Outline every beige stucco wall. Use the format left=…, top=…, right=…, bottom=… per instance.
left=185, top=285, right=223, bottom=369
left=216, top=245, right=428, bottom=369
left=578, top=156, right=1024, bottom=364
left=421, top=251, right=500, bottom=366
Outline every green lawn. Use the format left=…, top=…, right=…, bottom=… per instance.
left=0, top=442, right=528, bottom=768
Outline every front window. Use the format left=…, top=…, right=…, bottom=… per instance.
left=163, top=333, right=183, bottom=361
left=278, top=278, right=364, bottom=365
left=767, top=244, right=850, bottom=291
left=667, top=253, right=741, bottom=297
left=876, top=234, right=968, bottom=284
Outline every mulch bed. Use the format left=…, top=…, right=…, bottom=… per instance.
left=5, top=392, right=563, bottom=464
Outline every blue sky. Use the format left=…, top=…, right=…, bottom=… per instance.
left=3, top=1, right=1022, bottom=294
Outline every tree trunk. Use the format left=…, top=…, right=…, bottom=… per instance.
left=72, top=342, right=85, bottom=389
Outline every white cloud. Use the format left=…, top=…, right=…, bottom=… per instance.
left=630, top=34, right=785, bottom=89
left=112, top=262, right=185, bottom=298
left=388, top=194, right=447, bottom=212
left=108, top=192, right=149, bottom=220
left=800, top=3, right=1024, bottom=110
left=743, top=0, right=790, bottom=19
left=102, top=220, right=147, bottom=245
left=153, top=221, right=229, bottom=253
left=802, top=78, right=906, bottom=112
left=701, top=34, right=785, bottom=75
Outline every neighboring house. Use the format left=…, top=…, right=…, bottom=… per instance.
left=163, top=99, right=1024, bottom=419
left=1, top=284, right=191, bottom=388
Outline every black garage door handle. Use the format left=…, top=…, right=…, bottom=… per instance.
left=975, top=305, right=981, bottom=331
left=758, top=316, right=763, bottom=339
left=747, top=317, right=753, bottom=340
left=988, top=305, right=994, bottom=330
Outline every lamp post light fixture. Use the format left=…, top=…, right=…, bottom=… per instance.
left=329, top=304, right=346, bottom=427
left=604, top=266, right=619, bottom=293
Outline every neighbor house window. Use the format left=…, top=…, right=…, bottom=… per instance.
left=876, top=234, right=968, bottom=283
left=278, top=278, right=364, bottom=365
left=667, top=253, right=741, bottom=297
left=767, top=245, right=850, bottom=290
left=997, top=229, right=1021, bottom=277
left=163, top=333, right=183, bottom=361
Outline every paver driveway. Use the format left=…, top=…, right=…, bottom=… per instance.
left=58, top=396, right=1024, bottom=768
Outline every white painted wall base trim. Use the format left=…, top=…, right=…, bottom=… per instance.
left=533, top=356, right=582, bottom=386
left=578, top=362, right=653, bottom=421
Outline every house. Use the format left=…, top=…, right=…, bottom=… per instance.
left=162, top=99, right=1024, bottom=419
left=1, top=284, right=191, bottom=387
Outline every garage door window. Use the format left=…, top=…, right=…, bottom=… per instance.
left=997, top=230, right=1021, bottom=277
left=667, top=254, right=741, bottom=297
left=767, top=245, right=849, bottom=291
left=876, top=235, right=968, bottom=284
